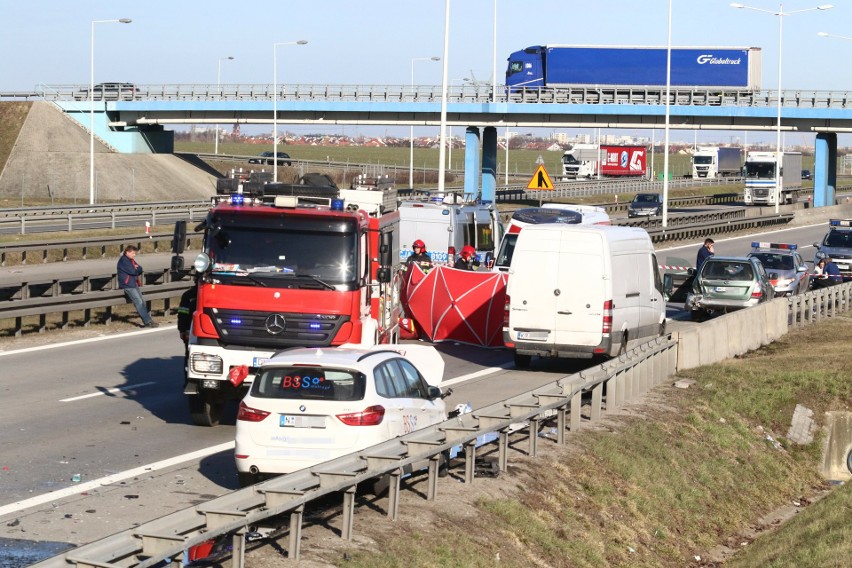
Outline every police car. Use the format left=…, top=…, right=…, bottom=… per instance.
left=813, top=219, right=852, bottom=281
left=747, top=242, right=810, bottom=297
left=234, top=345, right=449, bottom=487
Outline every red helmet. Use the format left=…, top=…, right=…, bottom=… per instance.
left=413, top=239, right=426, bottom=249
left=461, top=245, right=476, bottom=259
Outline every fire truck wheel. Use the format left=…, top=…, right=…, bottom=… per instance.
left=189, top=391, right=224, bottom=427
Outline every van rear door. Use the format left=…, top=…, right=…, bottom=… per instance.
left=552, top=230, right=606, bottom=347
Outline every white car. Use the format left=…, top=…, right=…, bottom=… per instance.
left=235, top=345, right=448, bottom=486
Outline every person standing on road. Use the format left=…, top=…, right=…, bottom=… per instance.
left=117, top=245, right=158, bottom=328
left=407, top=239, right=433, bottom=271
left=696, top=238, right=715, bottom=272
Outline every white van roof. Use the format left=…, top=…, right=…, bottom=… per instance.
left=522, top=223, right=651, bottom=246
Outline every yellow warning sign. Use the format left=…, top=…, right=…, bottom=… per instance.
left=526, top=164, right=555, bottom=190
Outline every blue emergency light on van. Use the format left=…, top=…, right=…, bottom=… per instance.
left=330, top=199, right=344, bottom=211
left=230, top=193, right=245, bottom=205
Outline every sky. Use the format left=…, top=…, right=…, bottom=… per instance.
left=4, top=0, right=852, bottom=145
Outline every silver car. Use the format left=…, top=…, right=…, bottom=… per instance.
left=686, top=256, right=776, bottom=321
left=747, top=242, right=810, bottom=297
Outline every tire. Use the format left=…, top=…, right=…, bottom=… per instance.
left=188, top=391, right=224, bottom=427
left=513, top=352, right=532, bottom=369
left=617, top=332, right=628, bottom=356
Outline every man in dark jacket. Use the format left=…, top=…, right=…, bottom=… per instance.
left=407, top=239, right=433, bottom=271
left=117, top=245, right=157, bottom=327
left=696, top=238, right=715, bottom=272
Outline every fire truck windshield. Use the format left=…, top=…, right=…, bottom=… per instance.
left=208, top=227, right=357, bottom=287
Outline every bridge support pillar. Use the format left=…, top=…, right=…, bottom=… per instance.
left=814, top=133, right=837, bottom=207
left=464, top=127, right=481, bottom=200
left=481, top=126, right=497, bottom=204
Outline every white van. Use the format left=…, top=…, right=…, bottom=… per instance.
left=399, top=200, right=503, bottom=265
left=493, top=204, right=611, bottom=273
left=505, top=224, right=666, bottom=368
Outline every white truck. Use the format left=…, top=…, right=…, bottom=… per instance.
left=743, top=151, right=803, bottom=205
left=504, top=224, right=666, bottom=368
left=561, top=144, right=647, bottom=180
left=692, top=146, right=743, bottom=179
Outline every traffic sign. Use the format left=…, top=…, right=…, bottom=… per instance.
left=526, top=164, right=555, bottom=190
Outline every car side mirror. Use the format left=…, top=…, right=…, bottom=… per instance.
left=812, top=242, right=820, bottom=248
left=427, top=385, right=442, bottom=400
left=768, top=272, right=778, bottom=280
left=687, top=267, right=696, bottom=276
left=797, top=266, right=807, bottom=273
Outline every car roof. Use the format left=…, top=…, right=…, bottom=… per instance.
left=264, top=347, right=393, bottom=367
left=703, top=256, right=756, bottom=264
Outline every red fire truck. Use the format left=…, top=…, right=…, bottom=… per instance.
left=172, top=182, right=401, bottom=426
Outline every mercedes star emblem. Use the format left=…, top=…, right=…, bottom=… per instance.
left=265, top=313, right=286, bottom=335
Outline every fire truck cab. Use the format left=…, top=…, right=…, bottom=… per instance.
left=172, top=182, right=401, bottom=426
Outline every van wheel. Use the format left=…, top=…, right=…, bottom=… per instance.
left=514, top=353, right=532, bottom=369
left=617, top=332, right=628, bottom=356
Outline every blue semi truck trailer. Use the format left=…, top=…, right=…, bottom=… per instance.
left=506, top=45, right=762, bottom=91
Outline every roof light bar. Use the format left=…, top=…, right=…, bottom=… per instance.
left=751, top=241, right=797, bottom=250
left=829, top=219, right=852, bottom=228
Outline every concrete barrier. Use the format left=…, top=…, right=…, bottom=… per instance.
left=820, top=411, right=852, bottom=481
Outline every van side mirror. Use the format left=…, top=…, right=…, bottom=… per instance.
left=687, top=267, right=696, bottom=277
left=662, top=273, right=673, bottom=300
left=376, top=267, right=391, bottom=283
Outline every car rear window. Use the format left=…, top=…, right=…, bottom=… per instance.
left=750, top=253, right=793, bottom=271
left=701, top=261, right=754, bottom=281
left=252, top=366, right=365, bottom=401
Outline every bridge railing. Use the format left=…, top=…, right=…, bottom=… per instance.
left=17, top=84, right=852, bottom=109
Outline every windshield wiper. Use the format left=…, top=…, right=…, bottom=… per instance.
left=293, top=273, right=337, bottom=291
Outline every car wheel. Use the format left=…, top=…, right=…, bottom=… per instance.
left=513, top=352, right=532, bottom=369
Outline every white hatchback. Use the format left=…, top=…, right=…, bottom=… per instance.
left=234, top=345, right=448, bottom=486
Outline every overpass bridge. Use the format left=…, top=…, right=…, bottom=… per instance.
left=18, top=83, right=852, bottom=206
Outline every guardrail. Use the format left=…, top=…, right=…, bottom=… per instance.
left=0, top=233, right=201, bottom=267
left=29, top=280, right=852, bottom=568
left=0, top=205, right=210, bottom=235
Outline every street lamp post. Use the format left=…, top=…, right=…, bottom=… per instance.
left=731, top=3, right=833, bottom=214
left=90, top=18, right=131, bottom=205
left=409, top=56, right=440, bottom=187
left=273, top=40, right=308, bottom=183
left=214, top=56, right=234, bottom=155
left=662, top=0, right=673, bottom=227
left=818, top=31, right=852, bottom=41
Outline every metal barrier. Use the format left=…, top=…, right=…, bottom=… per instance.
left=0, top=233, right=201, bottom=266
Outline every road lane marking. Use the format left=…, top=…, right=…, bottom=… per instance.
left=0, top=442, right=235, bottom=518
left=60, top=381, right=157, bottom=402
left=442, top=363, right=513, bottom=387
left=0, top=326, right=174, bottom=357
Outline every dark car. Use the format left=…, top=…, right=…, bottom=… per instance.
left=801, top=169, right=813, bottom=180
left=248, top=151, right=292, bottom=166
left=74, top=82, right=139, bottom=101
left=627, top=193, right=663, bottom=218
left=685, top=256, right=776, bottom=320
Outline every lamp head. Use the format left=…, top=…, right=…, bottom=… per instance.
left=729, top=2, right=745, bottom=7
left=817, top=31, right=830, bottom=36
left=430, top=56, right=440, bottom=61
left=296, top=40, right=308, bottom=45
left=118, top=18, right=132, bottom=23
left=817, top=5, right=833, bottom=9
left=227, top=56, right=234, bottom=60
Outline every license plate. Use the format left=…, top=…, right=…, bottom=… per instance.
left=714, top=286, right=727, bottom=292
left=252, top=357, right=268, bottom=367
left=518, top=331, right=548, bottom=341
left=836, top=264, right=849, bottom=271
left=281, top=415, right=326, bottom=428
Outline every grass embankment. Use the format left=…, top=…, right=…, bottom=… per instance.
left=0, top=102, right=31, bottom=172
left=327, top=319, right=851, bottom=568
